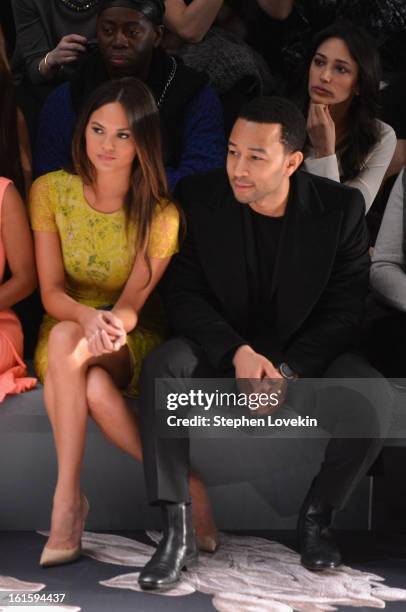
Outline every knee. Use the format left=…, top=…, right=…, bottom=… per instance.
left=324, top=352, right=394, bottom=436
left=48, top=321, right=83, bottom=353
left=47, top=321, right=84, bottom=364
left=86, top=366, right=111, bottom=417
left=341, top=385, right=392, bottom=439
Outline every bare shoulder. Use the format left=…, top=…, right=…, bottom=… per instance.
left=2, top=181, right=22, bottom=211
left=1, top=181, right=30, bottom=236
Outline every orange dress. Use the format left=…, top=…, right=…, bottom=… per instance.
left=0, top=177, right=36, bottom=401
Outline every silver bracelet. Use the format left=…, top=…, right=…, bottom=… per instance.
left=39, top=52, right=59, bottom=75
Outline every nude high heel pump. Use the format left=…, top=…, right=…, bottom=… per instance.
left=190, top=481, right=219, bottom=553
left=40, top=495, right=90, bottom=567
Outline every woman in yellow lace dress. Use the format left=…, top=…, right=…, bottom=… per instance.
left=30, top=78, right=217, bottom=568
left=31, top=166, right=174, bottom=391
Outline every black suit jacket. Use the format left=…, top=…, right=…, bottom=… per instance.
left=162, top=168, right=370, bottom=377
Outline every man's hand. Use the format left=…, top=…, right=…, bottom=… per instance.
left=232, top=345, right=287, bottom=414
left=48, top=34, right=87, bottom=68
left=307, top=102, right=336, bottom=158
left=233, top=344, right=280, bottom=379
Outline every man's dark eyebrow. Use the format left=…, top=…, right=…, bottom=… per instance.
left=248, top=147, right=267, bottom=154
left=228, top=141, right=267, bottom=154
left=315, top=52, right=351, bottom=66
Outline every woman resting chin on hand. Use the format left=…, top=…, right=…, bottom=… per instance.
left=302, top=23, right=396, bottom=213
left=30, top=77, right=218, bottom=569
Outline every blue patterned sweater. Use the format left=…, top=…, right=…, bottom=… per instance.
left=34, top=82, right=226, bottom=192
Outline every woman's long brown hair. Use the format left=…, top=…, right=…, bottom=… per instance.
left=72, top=77, right=177, bottom=284
left=0, top=49, right=25, bottom=196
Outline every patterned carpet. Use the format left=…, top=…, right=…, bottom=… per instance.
left=1, top=531, right=406, bottom=611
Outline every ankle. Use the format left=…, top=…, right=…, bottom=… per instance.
left=52, top=495, right=82, bottom=515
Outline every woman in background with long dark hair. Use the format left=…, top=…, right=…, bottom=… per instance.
left=298, top=23, right=396, bottom=212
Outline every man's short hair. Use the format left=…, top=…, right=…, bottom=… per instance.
left=238, top=96, right=307, bottom=153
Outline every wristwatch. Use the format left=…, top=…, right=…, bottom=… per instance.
left=279, top=362, right=298, bottom=381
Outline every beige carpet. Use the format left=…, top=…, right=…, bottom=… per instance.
left=25, top=530, right=406, bottom=611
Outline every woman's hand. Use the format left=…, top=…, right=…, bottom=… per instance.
left=307, top=102, right=336, bottom=158
left=87, top=328, right=126, bottom=356
left=79, top=309, right=127, bottom=356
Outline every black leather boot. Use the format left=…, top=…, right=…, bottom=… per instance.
left=298, top=487, right=342, bottom=571
left=138, top=503, right=198, bottom=590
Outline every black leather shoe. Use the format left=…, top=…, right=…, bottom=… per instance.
left=138, top=503, right=198, bottom=590
left=298, top=489, right=342, bottom=571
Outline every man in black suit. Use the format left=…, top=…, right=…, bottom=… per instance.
left=137, top=97, right=391, bottom=590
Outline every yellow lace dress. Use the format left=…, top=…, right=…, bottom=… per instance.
left=29, top=170, right=179, bottom=396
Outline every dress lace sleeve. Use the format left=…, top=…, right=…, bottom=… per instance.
left=147, top=200, right=180, bottom=259
left=29, top=174, right=58, bottom=232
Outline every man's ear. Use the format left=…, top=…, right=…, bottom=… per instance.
left=286, top=151, right=304, bottom=177
left=154, top=25, right=165, bottom=47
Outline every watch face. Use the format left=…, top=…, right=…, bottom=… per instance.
left=280, top=363, right=295, bottom=380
